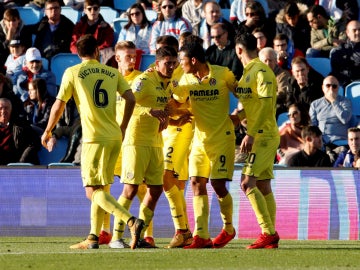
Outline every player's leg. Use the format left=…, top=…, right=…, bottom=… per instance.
left=98, top=184, right=112, bottom=245
left=241, top=136, right=279, bottom=249
left=70, top=141, right=144, bottom=250
left=209, top=140, right=236, bottom=248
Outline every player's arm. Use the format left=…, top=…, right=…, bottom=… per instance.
left=120, top=89, right=136, bottom=137
left=41, top=99, right=66, bottom=150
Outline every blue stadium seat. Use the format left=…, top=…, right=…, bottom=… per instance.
left=61, top=6, right=81, bottom=24
left=41, top=58, right=49, bottom=70
left=16, top=7, right=43, bottom=25
left=50, top=53, right=81, bottom=86
left=7, top=163, right=34, bottom=166
left=221, top=8, right=230, bottom=20
left=306, top=57, right=331, bottom=77
left=99, top=6, right=119, bottom=24
left=114, top=0, right=134, bottom=12
left=277, top=112, right=289, bottom=127
left=38, top=137, right=68, bottom=165
left=345, top=81, right=360, bottom=124
left=112, top=17, right=129, bottom=36
left=139, top=54, right=155, bottom=71
left=48, top=162, right=75, bottom=167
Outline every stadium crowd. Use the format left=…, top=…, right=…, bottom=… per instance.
left=1, top=0, right=360, bottom=250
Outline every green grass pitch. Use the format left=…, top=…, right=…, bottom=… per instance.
left=1, top=237, right=360, bottom=270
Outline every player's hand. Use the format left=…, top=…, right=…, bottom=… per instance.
left=150, top=109, right=169, bottom=131
left=170, top=113, right=192, bottom=127
left=46, top=137, right=57, bottom=152
left=239, top=134, right=254, bottom=153
left=41, top=131, right=53, bottom=151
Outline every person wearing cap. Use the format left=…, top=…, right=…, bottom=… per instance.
left=4, top=39, right=26, bottom=84
left=31, top=0, right=75, bottom=61
left=0, top=8, right=32, bottom=74
left=13, top=47, right=57, bottom=103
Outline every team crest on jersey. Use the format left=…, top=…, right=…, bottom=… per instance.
left=246, top=75, right=250, bottom=83
left=209, top=78, right=216, bottom=86
left=172, top=79, right=178, bottom=87
left=134, top=81, right=143, bottom=92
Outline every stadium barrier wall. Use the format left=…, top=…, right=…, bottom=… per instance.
left=0, top=166, right=359, bottom=240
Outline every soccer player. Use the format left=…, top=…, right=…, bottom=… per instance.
left=233, top=32, right=280, bottom=249
left=172, top=41, right=238, bottom=249
left=156, top=35, right=194, bottom=248
left=109, top=41, right=155, bottom=248
left=118, top=46, right=178, bottom=248
left=41, top=34, right=144, bottom=250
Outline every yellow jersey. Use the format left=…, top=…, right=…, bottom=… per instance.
left=123, top=69, right=172, bottom=147
left=57, top=59, right=130, bottom=143
left=172, top=63, right=237, bottom=145
left=235, top=58, right=278, bottom=137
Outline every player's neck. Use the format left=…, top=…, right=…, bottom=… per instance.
left=194, top=63, right=209, bottom=80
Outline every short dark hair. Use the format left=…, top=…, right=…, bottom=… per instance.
left=348, top=127, right=360, bottom=134
left=45, top=0, right=62, bottom=7
left=307, top=4, right=330, bottom=20
left=156, top=35, right=179, bottom=51
left=273, top=33, right=289, bottom=43
left=235, top=32, right=257, bottom=51
left=155, top=46, right=178, bottom=61
left=84, top=0, right=100, bottom=7
left=284, top=2, right=300, bottom=17
left=179, top=42, right=206, bottom=63
left=4, top=8, right=20, bottom=21
left=76, top=34, right=98, bottom=57
left=301, top=125, right=322, bottom=139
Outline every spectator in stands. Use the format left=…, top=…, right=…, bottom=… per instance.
left=205, top=22, right=243, bottom=80
left=70, top=0, right=114, bottom=62
left=330, top=20, right=360, bottom=88
left=13, top=47, right=57, bottom=103
left=287, top=56, right=324, bottom=111
left=181, top=0, right=205, bottom=36
left=0, top=73, right=24, bottom=121
left=306, top=4, right=347, bottom=58
left=4, top=39, right=26, bottom=84
left=258, top=47, right=292, bottom=117
left=235, top=1, right=275, bottom=44
left=275, top=1, right=311, bottom=55
left=273, top=33, right=304, bottom=71
left=287, top=125, right=332, bottom=167
left=32, top=0, right=75, bottom=61
left=24, top=78, right=56, bottom=135
left=277, top=103, right=310, bottom=165
left=149, top=0, right=192, bottom=54
left=0, top=8, right=32, bottom=74
left=229, top=0, right=269, bottom=25
left=0, top=97, right=40, bottom=165
left=354, top=148, right=360, bottom=168
left=63, top=0, right=85, bottom=11
left=309, top=75, right=353, bottom=163
left=26, top=0, right=46, bottom=11
left=252, top=26, right=271, bottom=51
left=117, top=3, right=152, bottom=54
left=334, top=127, right=360, bottom=167
left=198, top=1, right=234, bottom=49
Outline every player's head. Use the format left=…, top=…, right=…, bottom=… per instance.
left=155, top=46, right=178, bottom=78
left=234, top=32, right=257, bottom=63
left=156, top=35, right=179, bottom=52
left=178, top=42, right=205, bottom=74
left=115, top=41, right=137, bottom=72
left=76, top=34, right=98, bottom=59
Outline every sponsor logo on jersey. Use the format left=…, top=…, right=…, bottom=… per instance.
left=235, top=87, right=252, bottom=94
left=209, top=78, right=216, bottom=86
left=189, top=89, right=219, bottom=96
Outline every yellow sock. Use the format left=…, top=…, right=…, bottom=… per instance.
left=264, top=192, right=276, bottom=228
left=139, top=203, right=154, bottom=239
left=112, top=196, right=132, bottom=241
left=246, top=187, right=275, bottom=235
left=89, top=202, right=105, bottom=236
left=180, top=189, right=189, bottom=229
left=136, top=184, right=154, bottom=237
left=193, top=195, right=209, bottom=239
left=165, top=185, right=187, bottom=230
left=218, top=192, right=234, bottom=234
left=101, top=185, right=111, bottom=232
left=92, top=189, right=132, bottom=230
